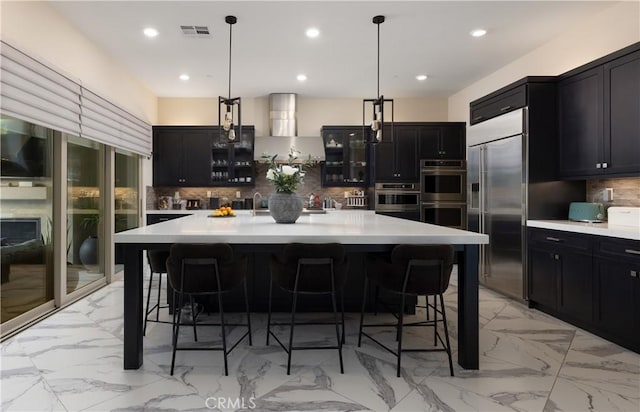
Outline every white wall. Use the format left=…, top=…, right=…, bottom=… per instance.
left=448, top=1, right=640, bottom=122
left=0, top=1, right=157, bottom=123
left=157, top=96, right=448, bottom=134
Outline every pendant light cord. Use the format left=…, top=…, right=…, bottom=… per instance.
left=377, top=21, right=380, bottom=98
left=228, top=21, right=232, bottom=100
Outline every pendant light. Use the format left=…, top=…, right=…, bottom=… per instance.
left=362, top=15, right=394, bottom=143
left=219, top=15, right=241, bottom=141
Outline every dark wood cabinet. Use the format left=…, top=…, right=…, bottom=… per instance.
left=528, top=246, right=559, bottom=310
left=153, top=126, right=212, bottom=187
left=528, top=228, right=592, bottom=322
left=417, top=124, right=466, bottom=159
left=321, top=126, right=369, bottom=187
left=211, top=126, right=255, bottom=186
left=153, top=125, right=255, bottom=187
left=146, top=213, right=190, bottom=225
left=558, top=43, right=640, bottom=179
left=470, top=84, right=527, bottom=125
left=558, top=67, right=604, bottom=178
left=528, top=228, right=640, bottom=353
left=594, top=237, right=640, bottom=348
left=604, top=49, right=640, bottom=176
left=374, top=125, right=418, bottom=182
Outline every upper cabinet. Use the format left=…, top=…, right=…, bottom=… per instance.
left=374, top=124, right=419, bottom=182
left=211, top=126, right=255, bottom=186
left=152, top=125, right=255, bottom=187
left=417, top=123, right=466, bottom=159
left=559, top=44, right=640, bottom=179
left=321, top=126, right=370, bottom=187
left=470, top=84, right=527, bottom=125
left=374, top=123, right=466, bottom=183
left=153, top=126, right=212, bottom=187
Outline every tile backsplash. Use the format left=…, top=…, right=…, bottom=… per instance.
left=148, top=164, right=371, bottom=210
left=586, top=177, right=640, bottom=207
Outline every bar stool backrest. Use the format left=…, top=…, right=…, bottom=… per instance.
left=166, top=244, right=246, bottom=294
left=391, top=245, right=454, bottom=295
left=147, top=250, right=169, bottom=273
left=272, top=243, right=348, bottom=292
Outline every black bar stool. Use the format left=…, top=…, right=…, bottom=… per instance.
left=358, top=244, right=455, bottom=377
left=266, top=243, right=348, bottom=375
left=166, top=243, right=252, bottom=376
left=144, top=250, right=171, bottom=336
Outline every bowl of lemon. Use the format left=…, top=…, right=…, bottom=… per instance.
left=210, top=206, right=235, bottom=217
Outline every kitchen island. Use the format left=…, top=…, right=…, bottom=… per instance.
left=115, top=210, right=488, bottom=370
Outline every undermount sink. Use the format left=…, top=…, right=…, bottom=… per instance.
left=252, top=208, right=327, bottom=216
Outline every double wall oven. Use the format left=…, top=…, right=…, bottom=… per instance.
left=374, top=183, right=421, bottom=222
left=420, top=159, right=467, bottom=229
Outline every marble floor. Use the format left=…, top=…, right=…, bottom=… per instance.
left=2, top=268, right=639, bottom=412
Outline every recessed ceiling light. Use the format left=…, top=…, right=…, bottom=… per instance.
left=179, top=74, right=190, bottom=81
left=416, top=74, right=428, bottom=81
left=296, top=74, right=307, bottom=82
left=305, top=28, right=320, bottom=38
left=470, top=29, right=487, bottom=38
left=143, top=27, right=159, bottom=38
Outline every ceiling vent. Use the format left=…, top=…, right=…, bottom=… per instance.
left=180, top=25, right=210, bottom=37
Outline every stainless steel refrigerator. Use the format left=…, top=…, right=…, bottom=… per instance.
left=467, top=108, right=584, bottom=300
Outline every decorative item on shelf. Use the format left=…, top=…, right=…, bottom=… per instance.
left=346, top=190, right=368, bottom=208
left=79, top=214, right=100, bottom=268
left=362, top=15, right=394, bottom=143
left=219, top=15, right=241, bottom=142
left=262, top=147, right=311, bottom=223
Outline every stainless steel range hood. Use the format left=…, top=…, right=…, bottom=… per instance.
left=254, top=93, right=325, bottom=162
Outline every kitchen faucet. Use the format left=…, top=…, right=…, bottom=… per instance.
left=252, top=192, right=262, bottom=216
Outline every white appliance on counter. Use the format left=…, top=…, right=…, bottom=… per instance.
left=608, top=207, right=640, bottom=227
left=467, top=108, right=584, bottom=300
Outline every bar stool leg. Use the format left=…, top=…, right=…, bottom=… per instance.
left=190, top=296, right=198, bottom=342
left=143, top=271, right=154, bottom=336
left=340, top=291, right=345, bottom=345
left=286, top=290, right=299, bottom=375
left=171, top=291, right=185, bottom=376
left=218, top=289, right=228, bottom=376
left=244, top=278, right=252, bottom=346
left=439, top=293, right=454, bottom=376
left=433, top=295, right=438, bottom=346
left=331, top=288, right=344, bottom=374
left=266, top=276, right=274, bottom=346
left=357, top=277, right=368, bottom=347
left=156, top=272, right=162, bottom=322
left=397, top=293, right=405, bottom=378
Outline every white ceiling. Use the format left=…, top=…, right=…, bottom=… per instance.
left=49, top=1, right=616, bottom=99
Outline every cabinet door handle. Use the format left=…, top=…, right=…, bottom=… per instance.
left=596, top=163, right=601, bottom=169
left=625, top=249, right=640, bottom=255
left=546, top=236, right=562, bottom=242
left=602, top=162, right=608, bottom=169
left=500, top=105, right=512, bottom=112
left=473, top=115, right=484, bottom=121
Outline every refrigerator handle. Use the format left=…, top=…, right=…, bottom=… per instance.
left=479, top=145, right=487, bottom=278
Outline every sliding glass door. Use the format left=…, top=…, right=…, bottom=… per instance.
left=114, top=149, right=139, bottom=273
left=0, top=116, right=54, bottom=324
left=66, top=136, right=105, bottom=294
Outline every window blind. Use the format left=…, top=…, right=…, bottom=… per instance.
left=0, top=42, right=81, bottom=136
left=80, top=87, right=151, bottom=157
left=1, top=41, right=152, bottom=157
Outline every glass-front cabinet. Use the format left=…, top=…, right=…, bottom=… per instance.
left=211, top=125, right=255, bottom=186
left=321, top=126, right=369, bottom=187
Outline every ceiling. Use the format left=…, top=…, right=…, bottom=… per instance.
left=49, top=1, right=616, bottom=99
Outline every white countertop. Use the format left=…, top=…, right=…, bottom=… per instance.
left=146, top=209, right=206, bottom=214
left=528, top=220, right=640, bottom=241
left=117, top=210, right=489, bottom=245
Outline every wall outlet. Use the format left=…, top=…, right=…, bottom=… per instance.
left=603, top=188, right=614, bottom=202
